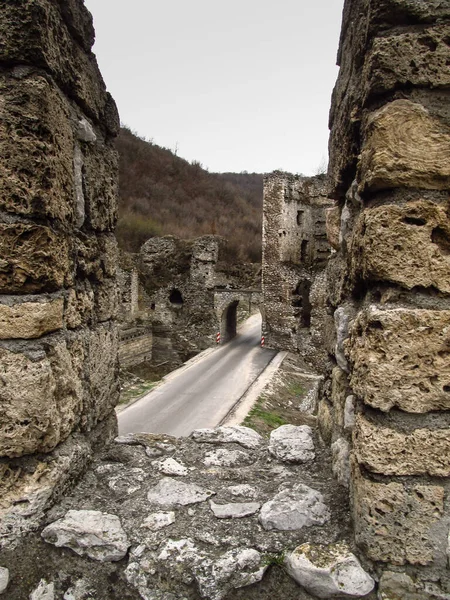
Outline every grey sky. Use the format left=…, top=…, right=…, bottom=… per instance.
left=84, top=0, right=344, bottom=175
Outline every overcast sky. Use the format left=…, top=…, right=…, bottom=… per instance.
left=84, top=0, right=344, bottom=175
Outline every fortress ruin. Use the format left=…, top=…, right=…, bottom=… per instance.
left=0, top=0, right=449, bottom=598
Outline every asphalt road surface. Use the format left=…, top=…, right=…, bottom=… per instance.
left=118, top=314, right=277, bottom=437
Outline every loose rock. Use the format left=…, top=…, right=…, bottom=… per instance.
left=259, top=483, right=330, bottom=531
left=203, top=448, right=253, bottom=467
left=41, top=509, right=130, bottom=562
left=210, top=501, right=260, bottom=519
left=30, top=580, right=55, bottom=600
left=147, top=477, right=214, bottom=507
left=268, top=424, right=315, bottom=463
left=285, top=543, right=374, bottom=598
left=153, top=457, right=188, bottom=476
left=141, top=511, right=175, bottom=531
left=0, top=568, right=9, bottom=595
left=191, top=426, right=263, bottom=449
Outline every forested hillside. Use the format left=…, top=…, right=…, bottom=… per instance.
left=115, top=127, right=263, bottom=262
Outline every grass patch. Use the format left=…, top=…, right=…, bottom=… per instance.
left=288, top=381, right=305, bottom=397
left=242, top=395, right=287, bottom=432
left=262, top=551, right=286, bottom=567
left=119, top=380, right=158, bottom=406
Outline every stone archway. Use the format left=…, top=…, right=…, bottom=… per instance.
left=220, top=300, right=239, bottom=343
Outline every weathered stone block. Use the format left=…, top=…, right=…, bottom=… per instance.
left=351, top=200, right=450, bottom=294
left=353, top=467, right=445, bottom=565
left=94, top=278, right=119, bottom=322
left=359, top=100, right=450, bottom=192
left=348, top=306, right=450, bottom=413
left=0, top=73, right=74, bottom=222
left=364, top=25, right=450, bottom=99
left=0, top=0, right=116, bottom=128
left=0, top=225, right=72, bottom=293
left=81, top=324, right=119, bottom=430
left=355, top=414, right=450, bottom=477
left=0, top=298, right=64, bottom=339
left=65, top=287, right=94, bottom=329
left=82, top=143, right=119, bottom=231
left=0, top=338, right=84, bottom=458
left=75, top=233, right=118, bottom=282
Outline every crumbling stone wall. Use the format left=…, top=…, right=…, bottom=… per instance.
left=323, top=0, right=450, bottom=594
left=138, top=235, right=260, bottom=369
left=0, top=0, right=120, bottom=544
left=262, top=172, right=332, bottom=370
left=138, top=235, right=220, bottom=368
left=117, top=265, right=153, bottom=369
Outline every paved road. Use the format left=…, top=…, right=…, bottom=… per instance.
left=118, top=314, right=277, bottom=437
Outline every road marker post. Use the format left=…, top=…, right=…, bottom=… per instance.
left=216, top=332, right=221, bottom=344
left=261, top=336, right=265, bottom=347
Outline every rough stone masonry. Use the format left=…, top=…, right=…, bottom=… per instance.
left=262, top=172, right=332, bottom=371
left=0, top=0, right=121, bottom=543
left=321, top=0, right=450, bottom=597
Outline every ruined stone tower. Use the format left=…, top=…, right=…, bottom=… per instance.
left=323, top=0, right=450, bottom=594
left=0, top=0, right=120, bottom=541
left=262, top=172, right=332, bottom=370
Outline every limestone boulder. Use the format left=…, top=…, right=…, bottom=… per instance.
left=0, top=298, right=63, bottom=339
left=268, top=425, right=315, bottom=463
left=285, top=543, right=374, bottom=598
left=348, top=306, right=450, bottom=413
left=147, top=478, right=215, bottom=507
left=351, top=200, right=450, bottom=294
left=359, top=100, right=450, bottom=192
left=0, top=224, right=71, bottom=294
left=353, top=467, right=445, bottom=565
left=354, top=414, right=450, bottom=477
left=259, top=483, right=330, bottom=531
left=42, top=509, right=130, bottom=562
left=191, top=426, right=263, bottom=450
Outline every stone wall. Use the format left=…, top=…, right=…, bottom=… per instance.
left=262, top=172, right=332, bottom=370
left=0, top=0, right=120, bottom=545
left=323, top=0, right=450, bottom=594
left=138, top=235, right=260, bottom=368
